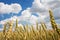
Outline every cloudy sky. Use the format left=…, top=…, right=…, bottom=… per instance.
left=0, top=0, right=60, bottom=30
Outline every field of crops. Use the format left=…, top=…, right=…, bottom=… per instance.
left=0, top=10, right=60, bottom=40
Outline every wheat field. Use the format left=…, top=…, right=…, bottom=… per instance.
left=0, top=10, right=60, bottom=40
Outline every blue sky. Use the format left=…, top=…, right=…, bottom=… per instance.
left=0, top=0, right=60, bottom=30
left=0, top=0, right=34, bottom=21
left=0, top=0, right=33, bottom=9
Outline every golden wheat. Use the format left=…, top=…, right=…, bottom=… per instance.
left=0, top=10, right=59, bottom=40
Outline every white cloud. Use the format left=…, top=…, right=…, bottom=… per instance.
left=21, top=8, right=31, bottom=18
left=30, top=0, right=48, bottom=13
left=0, top=0, right=48, bottom=26
left=29, top=0, right=60, bottom=28
left=0, top=16, right=18, bottom=24
left=42, top=0, right=60, bottom=9
left=0, top=28, right=3, bottom=31
left=0, top=0, right=60, bottom=30
left=41, top=0, right=54, bottom=3
left=29, top=15, right=38, bottom=25
left=0, top=2, right=22, bottom=14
